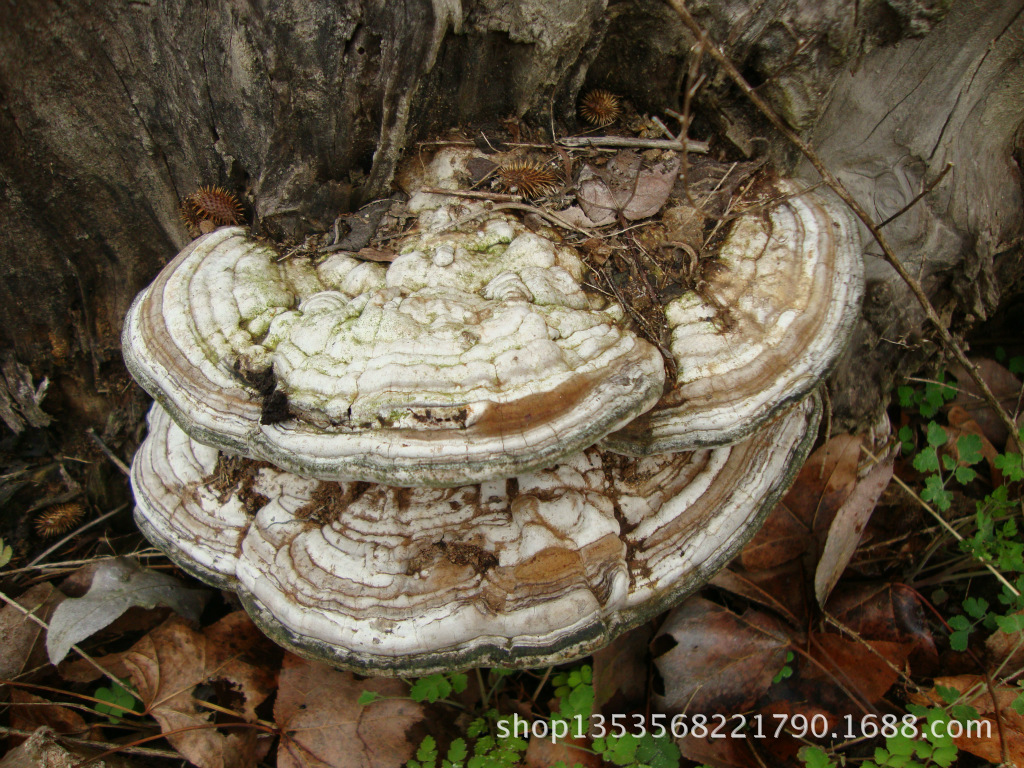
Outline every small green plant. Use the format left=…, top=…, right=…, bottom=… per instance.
left=897, top=374, right=957, bottom=419
left=406, top=734, right=471, bottom=768
left=0, top=537, right=12, bottom=568
left=403, top=711, right=532, bottom=768
left=898, top=374, right=1024, bottom=651
left=797, top=745, right=834, bottom=768
left=410, top=672, right=469, bottom=703
left=772, top=650, right=795, bottom=683
left=907, top=421, right=982, bottom=512
left=992, top=346, right=1024, bottom=375
left=370, top=663, right=680, bottom=768
left=552, top=663, right=594, bottom=721
left=864, top=706, right=959, bottom=768
left=94, top=678, right=141, bottom=724
left=798, top=707, right=960, bottom=768
left=358, top=672, right=469, bottom=707
left=592, top=732, right=681, bottom=768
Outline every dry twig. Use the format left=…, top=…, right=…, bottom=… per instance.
left=559, top=135, right=710, bottom=153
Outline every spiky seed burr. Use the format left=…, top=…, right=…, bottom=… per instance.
left=496, top=160, right=559, bottom=198
left=35, top=502, right=85, bottom=538
left=180, top=186, right=245, bottom=235
left=579, top=89, right=622, bottom=126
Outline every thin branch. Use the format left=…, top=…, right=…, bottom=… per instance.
left=72, top=721, right=278, bottom=768
left=0, top=726, right=181, bottom=760
left=416, top=139, right=554, bottom=150
left=559, top=135, right=710, bottom=153
left=650, top=115, right=678, bottom=141
left=419, top=186, right=520, bottom=203
left=666, top=0, right=1021, bottom=456
left=85, top=428, right=131, bottom=477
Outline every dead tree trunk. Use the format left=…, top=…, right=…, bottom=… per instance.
left=1, top=0, right=1022, bottom=439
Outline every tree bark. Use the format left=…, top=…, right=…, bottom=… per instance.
left=1, top=0, right=1021, bottom=437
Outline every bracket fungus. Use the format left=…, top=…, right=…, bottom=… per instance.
left=123, top=222, right=664, bottom=487
left=604, top=181, right=864, bottom=455
left=125, top=148, right=864, bottom=673
left=133, top=396, right=819, bottom=674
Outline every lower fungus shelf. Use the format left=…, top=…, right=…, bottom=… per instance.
left=131, top=394, right=820, bottom=675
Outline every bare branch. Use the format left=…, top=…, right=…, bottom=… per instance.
left=559, top=135, right=709, bottom=153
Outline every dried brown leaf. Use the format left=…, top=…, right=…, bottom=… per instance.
left=662, top=204, right=706, bottom=251
left=274, top=653, right=427, bottom=768
left=525, top=736, right=601, bottom=768
left=815, top=456, right=893, bottom=606
left=0, top=583, right=64, bottom=698
left=828, top=583, right=936, bottom=654
left=785, top=434, right=862, bottom=545
left=117, top=612, right=276, bottom=768
left=592, top=623, right=652, bottom=711
left=9, top=689, right=89, bottom=737
left=675, top=730, right=758, bottom=768
left=555, top=205, right=605, bottom=229
left=710, top=567, right=804, bottom=627
left=738, top=435, right=860, bottom=576
left=653, top=598, right=791, bottom=714
left=805, top=632, right=911, bottom=704
left=46, top=557, right=209, bottom=664
left=576, top=167, right=618, bottom=226
left=355, top=247, right=397, bottom=262
left=949, top=358, right=1023, bottom=449
left=576, top=151, right=680, bottom=224
left=946, top=406, right=1003, bottom=483
left=738, top=499, right=812, bottom=571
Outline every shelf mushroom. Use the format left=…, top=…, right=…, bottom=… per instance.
left=124, top=145, right=865, bottom=673
left=122, top=222, right=664, bottom=487
left=132, top=396, right=819, bottom=675
left=604, top=181, right=863, bottom=455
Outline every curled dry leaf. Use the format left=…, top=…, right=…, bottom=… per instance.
left=591, top=623, right=653, bottom=711
left=576, top=151, right=680, bottom=224
left=46, top=557, right=210, bottom=664
left=805, top=632, right=912, bottom=703
left=115, top=612, right=277, bottom=768
left=652, top=597, right=790, bottom=714
left=828, top=582, right=937, bottom=660
left=0, top=583, right=64, bottom=699
left=783, top=434, right=862, bottom=559
left=814, top=455, right=893, bottom=606
left=274, top=654, right=427, bottom=768
left=9, top=689, right=89, bottom=738
left=733, top=433, right=862, bottom=583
